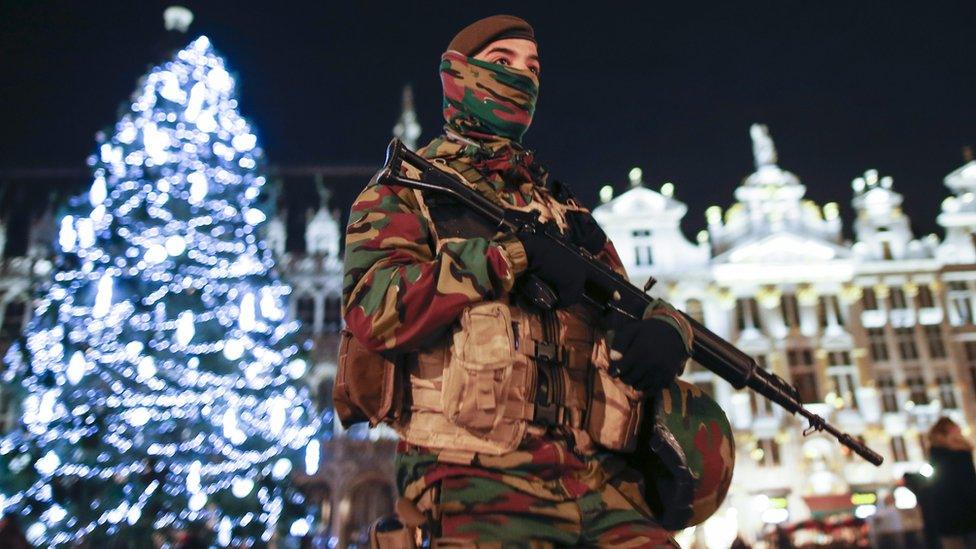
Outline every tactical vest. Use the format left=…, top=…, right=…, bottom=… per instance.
left=336, top=160, right=643, bottom=462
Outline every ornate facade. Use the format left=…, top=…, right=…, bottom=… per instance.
left=593, top=124, right=976, bottom=544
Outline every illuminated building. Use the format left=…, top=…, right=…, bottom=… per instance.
left=593, top=124, right=976, bottom=543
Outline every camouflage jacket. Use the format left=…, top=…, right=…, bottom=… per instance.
left=342, top=135, right=635, bottom=353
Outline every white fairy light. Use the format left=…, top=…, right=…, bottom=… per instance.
left=260, top=287, right=284, bottom=320
left=175, top=311, right=195, bottom=346
left=59, top=216, right=77, bottom=252
left=145, top=243, right=167, bottom=264
left=66, top=351, right=88, bottom=385
left=188, top=492, right=207, bottom=512
left=305, top=440, right=320, bottom=475
left=271, top=458, right=291, bottom=480
left=137, top=356, right=156, bottom=379
left=223, top=338, right=245, bottom=360
left=35, top=451, right=61, bottom=476
left=187, top=460, right=202, bottom=494
left=243, top=208, right=266, bottom=226
left=239, top=292, right=256, bottom=330
left=90, top=176, right=108, bottom=206
left=218, top=517, right=233, bottom=546
left=165, top=235, right=186, bottom=256
left=92, top=273, right=114, bottom=318
left=290, top=518, right=310, bottom=537
left=76, top=218, right=96, bottom=248
left=269, top=397, right=287, bottom=433
left=286, top=358, right=307, bottom=379
left=231, top=476, right=254, bottom=498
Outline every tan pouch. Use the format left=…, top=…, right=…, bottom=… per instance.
left=441, top=302, right=517, bottom=433
left=586, top=338, right=643, bottom=451
left=334, top=330, right=401, bottom=428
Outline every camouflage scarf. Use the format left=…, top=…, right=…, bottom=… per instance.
left=440, top=50, right=539, bottom=143
left=432, top=51, right=544, bottom=190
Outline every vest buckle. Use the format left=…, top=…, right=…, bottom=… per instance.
left=533, top=401, right=565, bottom=427
left=534, top=340, right=560, bottom=363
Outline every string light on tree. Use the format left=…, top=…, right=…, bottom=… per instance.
left=0, top=35, right=322, bottom=546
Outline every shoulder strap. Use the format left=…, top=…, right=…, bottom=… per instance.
left=412, top=161, right=501, bottom=248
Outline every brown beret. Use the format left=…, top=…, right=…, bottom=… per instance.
left=447, top=15, right=535, bottom=57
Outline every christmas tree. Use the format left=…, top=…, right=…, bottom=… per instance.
left=0, top=36, right=322, bottom=546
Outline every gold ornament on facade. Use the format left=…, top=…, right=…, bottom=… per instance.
left=797, top=284, right=818, bottom=306
left=757, top=285, right=781, bottom=309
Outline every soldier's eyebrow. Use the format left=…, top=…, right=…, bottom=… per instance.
left=483, top=46, right=517, bottom=57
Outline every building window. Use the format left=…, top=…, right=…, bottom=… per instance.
left=862, top=287, right=879, bottom=311
left=787, top=347, right=819, bottom=403
left=0, top=301, right=26, bottom=340
left=685, top=298, right=704, bottom=324
left=757, top=438, right=781, bottom=467
left=889, top=287, right=908, bottom=310
left=924, top=324, right=947, bottom=359
left=905, top=372, right=928, bottom=405
left=948, top=281, right=973, bottom=325
left=632, top=229, right=653, bottom=266
left=780, top=293, right=800, bottom=329
left=830, top=372, right=859, bottom=409
left=967, top=342, right=976, bottom=401
left=735, top=297, right=760, bottom=332
left=827, top=351, right=851, bottom=366
left=917, top=284, right=935, bottom=308
left=878, top=374, right=899, bottom=413
left=890, top=435, right=909, bottom=462
left=867, top=327, right=889, bottom=362
left=935, top=372, right=957, bottom=409
left=324, top=295, right=342, bottom=331
left=895, top=326, right=918, bottom=361
left=296, top=295, right=316, bottom=334
left=817, top=296, right=843, bottom=328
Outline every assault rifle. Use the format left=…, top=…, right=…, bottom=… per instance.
left=378, top=138, right=883, bottom=466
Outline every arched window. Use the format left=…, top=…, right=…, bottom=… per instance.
left=1, top=300, right=26, bottom=340
left=324, top=295, right=342, bottom=331
left=296, top=295, right=316, bottom=335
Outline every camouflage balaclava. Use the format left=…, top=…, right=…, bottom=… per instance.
left=440, top=50, right=539, bottom=143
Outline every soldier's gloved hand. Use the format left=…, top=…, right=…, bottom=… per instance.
left=565, top=211, right=607, bottom=255
left=515, top=229, right=587, bottom=307
left=609, top=316, right=689, bottom=392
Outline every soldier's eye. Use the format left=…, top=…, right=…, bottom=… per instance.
left=495, top=58, right=510, bottom=66
left=529, top=66, right=540, bottom=75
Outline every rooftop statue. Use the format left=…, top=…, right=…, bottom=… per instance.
left=751, top=123, right=778, bottom=168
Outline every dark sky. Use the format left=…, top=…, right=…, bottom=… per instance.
left=2, top=1, right=974, bottom=249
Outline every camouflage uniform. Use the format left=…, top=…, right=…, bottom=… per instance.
left=343, top=49, right=732, bottom=548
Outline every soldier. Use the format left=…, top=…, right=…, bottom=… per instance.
left=340, top=15, right=734, bottom=548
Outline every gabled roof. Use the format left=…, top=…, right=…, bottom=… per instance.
left=713, top=231, right=852, bottom=265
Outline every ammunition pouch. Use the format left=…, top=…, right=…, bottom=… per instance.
left=396, top=301, right=642, bottom=460
left=334, top=330, right=403, bottom=428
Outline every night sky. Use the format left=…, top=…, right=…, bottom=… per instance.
left=2, top=1, right=974, bottom=250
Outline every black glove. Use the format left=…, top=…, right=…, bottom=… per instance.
left=565, top=211, right=607, bottom=255
left=515, top=228, right=587, bottom=308
left=608, top=315, right=689, bottom=392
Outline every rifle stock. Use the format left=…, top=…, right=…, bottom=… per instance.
left=379, top=138, right=884, bottom=466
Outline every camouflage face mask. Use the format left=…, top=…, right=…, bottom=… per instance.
left=440, top=50, right=540, bottom=143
